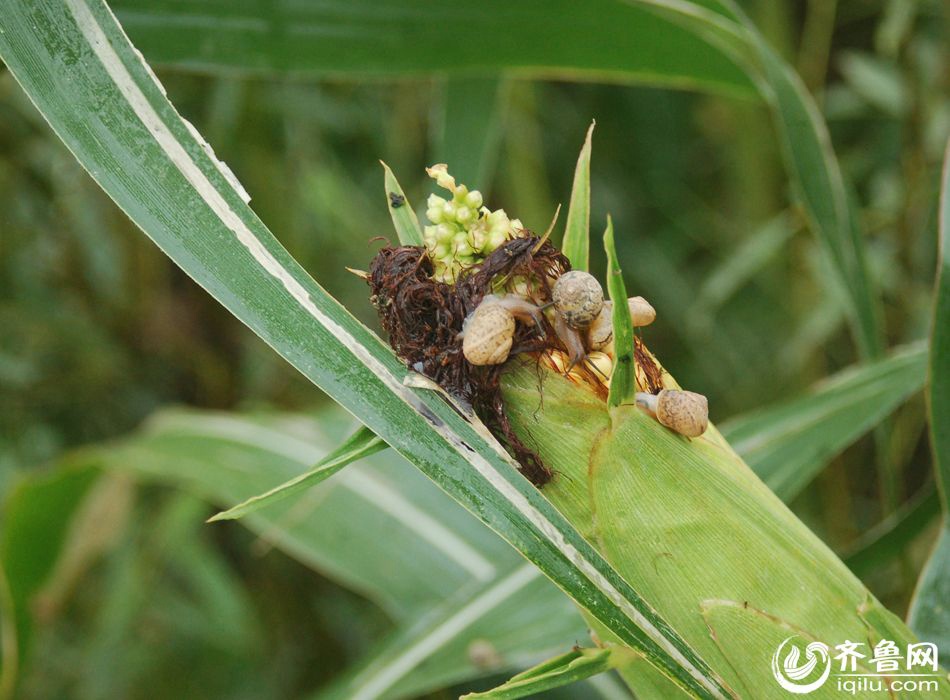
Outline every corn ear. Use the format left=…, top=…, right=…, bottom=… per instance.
left=501, top=357, right=950, bottom=698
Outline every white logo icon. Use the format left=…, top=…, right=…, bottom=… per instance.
left=771, top=636, right=832, bottom=694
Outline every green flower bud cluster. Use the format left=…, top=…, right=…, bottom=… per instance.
left=423, top=164, right=524, bottom=283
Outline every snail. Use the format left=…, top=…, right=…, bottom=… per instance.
left=460, top=295, right=545, bottom=366
left=588, top=296, right=657, bottom=351
left=635, top=390, right=708, bottom=438
left=552, top=271, right=604, bottom=329
left=550, top=271, right=605, bottom=371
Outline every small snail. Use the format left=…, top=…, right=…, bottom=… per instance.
left=460, top=295, right=545, bottom=366
left=552, top=271, right=604, bottom=329
left=635, top=389, right=708, bottom=437
left=588, top=296, right=657, bottom=351
left=462, top=303, right=515, bottom=365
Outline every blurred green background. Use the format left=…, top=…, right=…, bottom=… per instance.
left=1, top=1, right=949, bottom=698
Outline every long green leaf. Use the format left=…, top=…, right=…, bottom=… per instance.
left=110, top=0, right=754, bottom=98
left=843, top=485, right=940, bottom=578
left=627, top=0, right=882, bottom=359
left=909, top=530, right=950, bottom=659
left=107, top=411, right=517, bottom=616
left=461, top=647, right=616, bottom=700
left=0, top=6, right=727, bottom=695
left=208, top=425, right=386, bottom=522
left=908, top=139, right=950, bottom=656
left=721, top=344, right=927, bottom=501
left=603, top=217, right=635, bottom=408
left=562, top=123, right=594, bottom=271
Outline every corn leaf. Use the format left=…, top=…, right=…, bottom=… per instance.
left=563, top=123, right=594, bottom=272
left=208, top=425, right=386, bottom=522
left=382, top=162, right=424, bottom=246
left=603, top=217, right=635, bottom=408
left=460, top=647, right=616, bottom=700
left=844, top=486, right=940, bottom=578
left=720, top=343, right=927, bottom=501
left=908, top=140, right=950, bottom=658
left=110, top=0, right=754, bottom=98
left=626, top=0, right=882, bottom=360
left=909, top=531, right=950, bottom=659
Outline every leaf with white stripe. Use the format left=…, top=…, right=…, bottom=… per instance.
left=0, top=3, right=730, bottom=696
left=318, top=565, right=584, bottom=700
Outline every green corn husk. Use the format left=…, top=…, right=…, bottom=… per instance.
left=381, top=162, right=947, bottom=698
left=500, top=356, right=950, bottom=699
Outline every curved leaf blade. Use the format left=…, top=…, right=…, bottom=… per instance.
left=844, top=486, right=940, bottom=578
left=603, top=217, right=635, bottom=408
left=563, top=123, right=594, bottom=272
left=625, top=0, right=882, bottom=359
left=208, top=425, right=386, bottom=522
left=461, top=647, right=616, bottom=700
left=721, top=344, right=927, bottom=501
left=0, top=3, right=728, bottom=697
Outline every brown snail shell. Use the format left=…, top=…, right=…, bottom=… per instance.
left=462, top=303, right=516, bottom=366
left=552, top=271, right=604, bottom=329
left=635, top=389, right=708, bottom=437
left=587, top=296, right=657, bottom=351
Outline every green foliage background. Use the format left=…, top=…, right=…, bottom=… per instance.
left=1, top=1, right=948, bottom=698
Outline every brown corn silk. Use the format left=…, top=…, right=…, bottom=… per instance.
left=367, top=236, right=577, bottom=485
